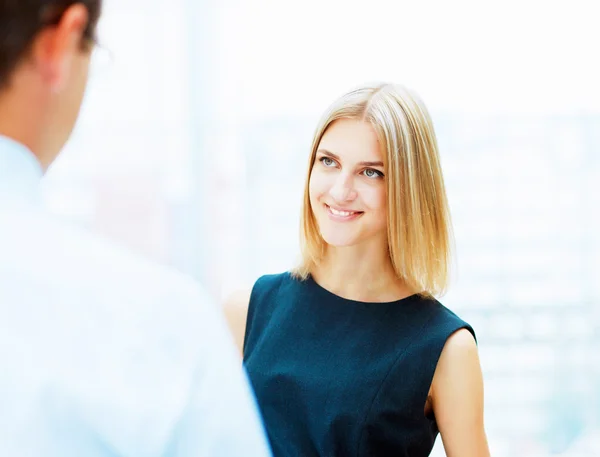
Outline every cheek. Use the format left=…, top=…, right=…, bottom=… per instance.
left=309, top=169, right=329, bottom=204
left=358, top=184, right=387, bottom=212
left=367, top=190, right=388, bottom=231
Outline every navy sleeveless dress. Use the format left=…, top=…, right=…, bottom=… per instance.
left=243, top=272, right=475, bottom=457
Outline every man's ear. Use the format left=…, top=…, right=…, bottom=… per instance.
left=31, top=4, right=90, bottom=92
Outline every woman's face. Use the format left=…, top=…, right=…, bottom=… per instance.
left=309, top=118, right=388, bottom=249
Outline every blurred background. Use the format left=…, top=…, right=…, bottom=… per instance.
left=41, top=0, right=600, bottom=455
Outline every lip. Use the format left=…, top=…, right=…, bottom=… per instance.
left=324, top=203, right=363, bottom=222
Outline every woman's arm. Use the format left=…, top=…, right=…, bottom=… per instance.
left=222, top=289, right=251, bottom=358
left=431, top=328, right=491, bottom=457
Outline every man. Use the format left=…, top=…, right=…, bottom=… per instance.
left=0, top=1, right=271, bottom=456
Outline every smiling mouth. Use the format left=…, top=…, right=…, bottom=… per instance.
left=325, top=204, right=364, bottom=219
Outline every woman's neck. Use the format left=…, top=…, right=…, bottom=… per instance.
left=311, top=245, right=414, bottom=303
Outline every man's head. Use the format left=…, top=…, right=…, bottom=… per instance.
left=0, top=1, right=102, bottom=170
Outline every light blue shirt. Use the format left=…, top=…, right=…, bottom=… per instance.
left=0, top=135, right=272, bottom=457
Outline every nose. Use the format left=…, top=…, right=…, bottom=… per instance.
left=329, top=172, right=357, bottom=203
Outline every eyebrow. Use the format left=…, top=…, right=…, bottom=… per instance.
left=317, top=149, right=384, bottom=167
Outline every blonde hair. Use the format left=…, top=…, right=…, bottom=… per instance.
left=292, top=83, right=453, bottom=298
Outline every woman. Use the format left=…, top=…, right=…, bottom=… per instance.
left=225, top=83, right=490, bottom=457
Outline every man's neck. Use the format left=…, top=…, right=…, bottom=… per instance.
left=0, top=94, right=49, bottom=172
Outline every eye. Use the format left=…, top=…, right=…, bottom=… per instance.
left=319, top=157, right=337, bottom=167
left=362, top=168, right=384, bottom=179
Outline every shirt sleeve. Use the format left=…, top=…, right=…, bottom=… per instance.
left=160, top=286, right=272, bottom=457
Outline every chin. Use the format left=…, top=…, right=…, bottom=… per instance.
left=319, top=230, right=362, bottom=248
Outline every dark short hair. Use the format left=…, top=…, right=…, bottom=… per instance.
left=0, top=0, right=101, bottom=88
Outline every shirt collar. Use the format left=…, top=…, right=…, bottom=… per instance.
left=0, top=135, right=44, bottom=204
